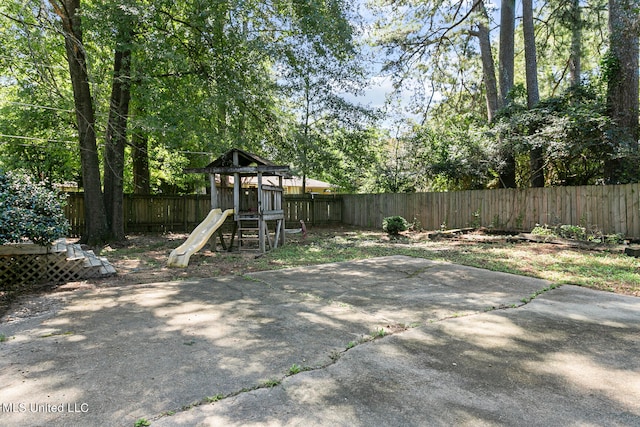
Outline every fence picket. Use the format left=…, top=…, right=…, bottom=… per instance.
left=63, top=185, right=640, bottom=239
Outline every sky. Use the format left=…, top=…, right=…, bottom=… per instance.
left=338, top=0, right=436, bottom=129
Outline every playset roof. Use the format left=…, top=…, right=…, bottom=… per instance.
left=185, top=148, right=291, bottom=177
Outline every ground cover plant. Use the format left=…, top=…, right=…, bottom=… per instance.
left=57, top=226, right=640, bottom=298
left=531, top=223, right=625, bottom=245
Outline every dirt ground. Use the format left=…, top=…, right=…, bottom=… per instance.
left=66, top=228, right=417, bottom=286
left=80, top=227, right=505, bottom=288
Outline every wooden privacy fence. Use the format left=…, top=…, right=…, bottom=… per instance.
left=65, top=193, right=212, bottom=236
left=64, top=184, right=640, bottom=239
left=64, top=192, right=342, bottom=237
left=342, top=183, right=640, bottom=239
left=284, top=195, right=342, bottom=226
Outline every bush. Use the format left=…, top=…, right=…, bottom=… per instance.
left=383, top=216, right=408, bottom=236
left=531, top=223, right=624, bottom=245
left=0, top=170, right=69, bottom=245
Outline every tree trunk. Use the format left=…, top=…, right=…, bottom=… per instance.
left=302, top=77, right=311, bottom=195
left=104, top=43, right=132, bottom=242
left=50, top=0, right=109, bottom=245
left=568, top=0, right=581, bottom=87
left=523, top=0, right=544, bottom=187
left=498, top=0, right=515, bottom=106
left=497, top=0, right=517, bottom=188
left=605, top=0, right=639, bottom=183
left=132, top=131, right=151, bottom=194
left=473, top=1, right=500, bottom=123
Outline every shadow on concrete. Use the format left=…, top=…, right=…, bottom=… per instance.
left=1, top=256, right=638, bottom=426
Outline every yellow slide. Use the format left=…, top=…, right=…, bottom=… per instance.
left=167, top=208, right=234, bottom=267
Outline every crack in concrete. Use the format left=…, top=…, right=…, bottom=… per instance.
left=151, top=276, right=563, bottom=423
left=517, top=283, right=562, bottom=305
left=150, top=320, right=414, bottom=423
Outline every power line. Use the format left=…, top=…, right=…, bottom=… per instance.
left=176, top=150, right=215, bottom=155
left=3, top=101, right=73, bottom=113
left=0, top=133, right=76, bottom=144
left=0, top=54, right=68, bottom=71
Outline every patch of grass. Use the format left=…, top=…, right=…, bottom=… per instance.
left=346, top=340, right=357, bottom=349
left=520, top=283, right=562, bottom=304
left=204, top=394, right=225, bottom=403
left=270, top=232, right=637, bottom=295
left=288, top=364, right=302, bottom=375
left=261, top=379, right=281, bottom=388
left=91, top=227, right=640, bottom=298
left=288, top=363, right=312, bottom=375
left=371, top=328, right=386, bottom=338
left=0, top=334, right=7, bottom=342
left=134, top=419, right=151, bottom=427
left=181, top=401, right=200, bottom=410
left=146, top=259, right=161, bottom=267
left=431, top=243, right=639, bottom=294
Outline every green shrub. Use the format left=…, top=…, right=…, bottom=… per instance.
left=557, top=224, right=586, bottom=240
left=531, top=224, right=554, bottom=237
left=0, top=170, right=69, bottom=245
left=383, top=216, right=408, bottom=235
left=531, top=223, right=624, bottom=245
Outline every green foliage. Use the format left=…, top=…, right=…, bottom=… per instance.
left=288, top=364, right=302, bottom=375
left=205, top=394, right=224, bottom=403
left=531, top=224, right=555, bottom=237
left=408, top=216, right=422, bottom=232
left=261, top=379, right=281, bottom=388
left=0, top=170, right=69, bottom=245
left=531, top=223, right=624, bottom=245
left=275, top=22, right=378, bottom=193
left=471, top=209, right=481, bottom=228
left=0, top=2, right=80, bottom=183
left=409, top=117, right=494, bottom=191
left=0, top=92, right=79, bottom=183
left=369, top=0, right=619, bottom=191
left=363, top=128, right=419, bottom=194
left=382, top=216, right=408, bottom=235
left=1, top=0, right=366, bottom=196
left=371, top=327, right=386, bottom=338
left=492, top=85, right=612, bottom=186
left=557, top=224, right=587, bottom=240
left=600, top=51, right=621, bottom=84
left=133, top=419, right=151, bottom=427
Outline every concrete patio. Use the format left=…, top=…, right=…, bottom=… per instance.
left=1, top=256, right=638, bottom=426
